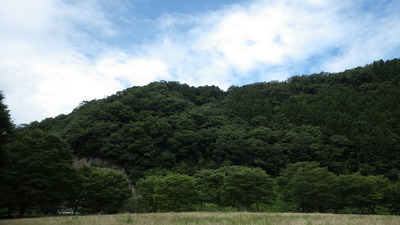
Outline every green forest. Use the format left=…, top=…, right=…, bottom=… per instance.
left=1, top=59, right=400, bottom=217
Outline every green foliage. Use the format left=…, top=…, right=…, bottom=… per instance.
left=388, top=180, right=400, bottom=214
left=194, top=169, right=226, bottom=205
left=220, top=166, right=275, bottom=211
left=336, top=173, right=390, bottom=214
left=0, top=129, right=77, bottom=217
left=4, top=59, right=400, bottom=215
left=136, top=173, right=198, bottom=212
left=156, top=173, right=199, bottom=211
left=0, top=127, right=132, bottom=217
left=289, top=166, right=337, bottom=212
left=0, top=92, right=13, bottom=137
left=277, top=162, right=393, bottom=214
left=78, top=166, right=132, bottom=214
left=136, top=166, right=275, bottom=212
left=27, top=60, right=400, bottom=178
left=195, top=166, right=275, bottom=211
left=277, top=162, right=323, bottom=211
left=0, top=92, right=13, bottom=167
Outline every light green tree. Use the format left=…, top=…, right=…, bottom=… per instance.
left=196, top=166, right=275, bottom=211
left=136, top=173, right=198, bottom=212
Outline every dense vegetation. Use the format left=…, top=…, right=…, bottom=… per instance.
left=1, top=59, right=400, bottom=217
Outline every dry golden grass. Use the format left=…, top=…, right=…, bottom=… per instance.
left=1, top=212, right=399, bottom=225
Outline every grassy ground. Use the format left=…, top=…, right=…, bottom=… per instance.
left=0, top=212, right=399, bottom=225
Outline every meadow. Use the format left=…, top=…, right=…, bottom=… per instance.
left=0, top=212, right=399, bottom=225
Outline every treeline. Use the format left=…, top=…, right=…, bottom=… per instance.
left=1, top=59, right=400, bottom=217
left=1, top=129, right=399, bottom=216
left=135, top=163, right=400, bottom=214
left=0, top=129, right=132, bottom=217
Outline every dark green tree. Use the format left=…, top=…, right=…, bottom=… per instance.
left=135, top=175, right=163, bottom=212
left=1, top=129, right=77, bottom=216
left=280, top=125, right=324, bottom=163
left=336, top=173, right=390, bottom=214
left=194, top=169, right=226, bottom=206
left=388, top=180, right=400, bottom=214
left=0, top=91, right=13, bottom=166
left=79, top=166, right=132, bottom=214
left=66, top=167, right=87, bottom=215
left=11, top=59, right=400, bottom=215
left=289, top=166, right=337, bottom=212
left=277, top=162, right=335, bottom=212
left=221, top=166, right=275, bottom=211
left=0, top=91, right=14, bottom=217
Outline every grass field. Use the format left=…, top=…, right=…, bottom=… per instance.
left=0, top=212, right=399, bottom=225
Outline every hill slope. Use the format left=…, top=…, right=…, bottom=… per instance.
left=30, top=59, right=400, bottom=180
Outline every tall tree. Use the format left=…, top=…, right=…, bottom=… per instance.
left=195, top=166, right=275, bottom=211
left=221, top=166, right=275, bottom=211
left=79, top=166, right=132, bottom=214
left=336, top=173, right=390, bottom=214
left=277, top=162, right=324, bottom=211
left=136, top=173, right=198, bottom=212
left=0, top=91, right=14, bottom=217
left=0, top=91, right=13, bottom=166
left=388, top=180, right=400, bottom=214
left=289, top=166, right=337, bottom=212
left=1, top=129, right=77, bottom=216
left=194, top=169, right=226, bottom=206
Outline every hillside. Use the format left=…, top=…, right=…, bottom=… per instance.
left=2, top=59, right=400, bottom=216
left=30, top=59, right=400, bottom=179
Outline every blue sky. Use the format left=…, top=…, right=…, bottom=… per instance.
left=1, top=0, right=400, bottom=124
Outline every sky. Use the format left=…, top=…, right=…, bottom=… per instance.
left=1, top=0, right=400, bottom=124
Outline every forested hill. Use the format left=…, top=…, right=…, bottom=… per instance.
left=29, top=59, right=400, bottom=180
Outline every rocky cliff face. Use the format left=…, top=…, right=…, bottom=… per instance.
left=73, top=156, right=125, bottom=172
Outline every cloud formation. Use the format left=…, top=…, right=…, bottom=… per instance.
left=0, top=0, right=399, bottom=124
left=154, top=0, right=400, bottom=81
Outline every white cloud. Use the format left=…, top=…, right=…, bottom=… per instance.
left=197, top=0, right=347, bottom=69
left=149, top=0, right=400, bottom=83
left=0, top=0, right=168, bottom=124
left=140, top=0, right=346, bottom=84
left=1, top=0, right=400, bottom=124
left=95, top=53, right=170, bottom=86
left=320, top=1, right=400, bottom=72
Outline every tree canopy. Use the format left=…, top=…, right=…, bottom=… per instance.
left=1, top=58, right=400, bottom=216
left=25, top=59, right=400, bottom=180
left=0, top=129, right=77, bottom=216
left=0, top=91, right=13, bottom=167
